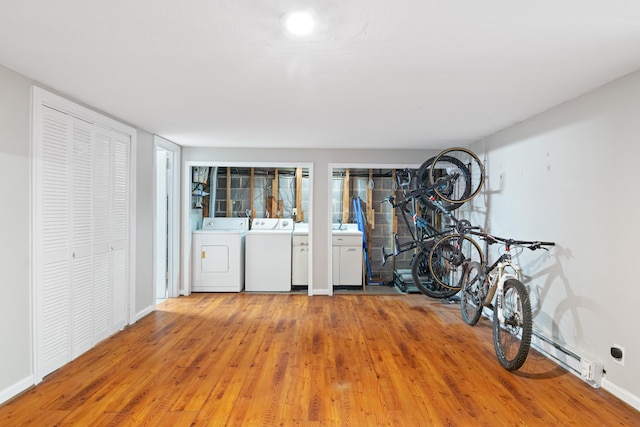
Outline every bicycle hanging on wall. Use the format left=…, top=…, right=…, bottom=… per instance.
left=381, top=147, right=485, bottom=298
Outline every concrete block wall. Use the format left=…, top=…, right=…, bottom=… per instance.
left=370, top=175, right=415, bottom=282
left=214, top=172, right=253, bottom=218
left=369, top=175, right=395, bottom=283
left=331, top=177, right=343, bottom=223
left=336, top=173, right=417, bottom=284
left=214, top=169, right=307, bottom=220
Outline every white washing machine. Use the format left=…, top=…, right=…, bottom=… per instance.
left=245, top=218, right=294, bottom=292
left=191, top=217, right=249, bottom=292
left=292, top=223, right=309, bottom=287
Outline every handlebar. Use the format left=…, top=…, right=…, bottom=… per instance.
left=526, top=241, right=556, bottom=251
left=477, top=232, right=555, bottom=250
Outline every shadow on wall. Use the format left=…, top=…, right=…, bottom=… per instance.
left=525, top=245, right=610, bottom=374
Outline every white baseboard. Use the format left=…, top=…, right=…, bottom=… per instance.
left=0, top=375, right=34, bottom=405
left=602, top=378, right=640, bottom=412
left=135, top=304, right=155, bottom=322
left=531, top=332, right=640, bottom=411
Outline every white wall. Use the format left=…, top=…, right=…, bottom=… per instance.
left=0, top=64, right=33, bottom=403
left=0, top=64, right=155, bottom=403
left=470, top=69, right=640, bottom=409
left=135, top=130, right=155, bottom=318
left=181, top=147, right=436, bottom=294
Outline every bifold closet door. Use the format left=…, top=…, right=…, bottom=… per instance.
left=92, top=126, right=113, bottom=343
left=70, top=116, right=94, bottom=359
left=39, top=106, right=73, bottom=376
left=110, top=131, right=131, bottom=332
left=36, top=107, right=131, bottom=379
left=93, top=126, right=130, bottom=337
left=38, top=107, right=96, bottom=373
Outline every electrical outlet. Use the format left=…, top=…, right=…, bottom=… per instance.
left=293, top=208, right=297, bottom=215
left=611, top=345, right=625, bottom=366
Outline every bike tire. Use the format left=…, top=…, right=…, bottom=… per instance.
left=492, top=279, right=532, bottom=371
left=460, top=261, right=484, bottom=326
left=410, top=251, right=459, bottom=299
left=428, top=234, right=484, bottom=289
left=429, top=147, right=485, bottom=205
left=415, top=154, right=470, bottom=211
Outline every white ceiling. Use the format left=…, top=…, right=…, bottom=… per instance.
left=2, top=1, right=640, bottom=150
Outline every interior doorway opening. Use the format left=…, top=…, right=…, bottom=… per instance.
left=328, top=163, right=420, bottom=294
left=154, top=136, right=180, bottom=305
left=182, top=161, right=313, bottom=296
left=156, top=149, right=169, bottom=302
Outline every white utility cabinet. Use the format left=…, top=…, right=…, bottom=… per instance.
left=332, top=228, right=363, bottom=286
left=292, top=223, right=309, bottom=286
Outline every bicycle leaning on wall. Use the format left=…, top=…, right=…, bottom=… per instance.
left=459, top=233, right=555, bottom=371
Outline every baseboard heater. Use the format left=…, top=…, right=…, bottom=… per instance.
left=531, top=330, right=604, bottom=388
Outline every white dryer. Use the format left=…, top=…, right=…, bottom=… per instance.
left=245, top=218, right=294, bottom=292
left=192, top=217, right=249, bottom=292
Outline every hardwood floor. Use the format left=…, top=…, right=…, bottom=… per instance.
left=1, top=293, right=638, bottom=426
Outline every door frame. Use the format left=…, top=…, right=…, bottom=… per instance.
left=153, top=136, right=180, bottom=301
left=327, top=162, right=420, bottom=295
left=182, top=161, right=313, bottom=296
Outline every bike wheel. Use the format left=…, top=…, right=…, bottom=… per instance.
left=429, top=147, right=484, bottom=204
left=416, top=154, right=470, bottom=211
left=415, top=155, right=436, bottom=188
left=460, top=261, right=484, bottom=326
left=428, top=234, right=484, bottom=289
left=410, top=251, right=459, bottom=299
left=492, top=279, right=532, bottom=371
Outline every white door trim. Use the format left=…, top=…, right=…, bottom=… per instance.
left=182, top=161, right=313, bottom=296
left=327, top=162, right=420, bottom=295
left=153, top=136, right=180, bottom=299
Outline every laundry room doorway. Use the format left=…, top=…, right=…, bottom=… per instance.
left=181, top=162, right=312, bottom=295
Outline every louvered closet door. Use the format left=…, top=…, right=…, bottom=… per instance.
left=70, top=117, right=94, bottom=358
left=92, top=126, right=112, bottom=343
left=111, top=131, right=130, bottom=331
left=39, top=108, right=96, bottom=372
left=39, top=107, right=72, bottom=375
left=93, top=126, right=130, bottom=337
left=37, top=103, right=132, bottom=379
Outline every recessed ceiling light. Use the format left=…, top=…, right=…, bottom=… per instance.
left=284, top=11, right=315, bottom=36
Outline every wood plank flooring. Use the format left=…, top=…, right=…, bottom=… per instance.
left=1, top=293, right=638, bottom=426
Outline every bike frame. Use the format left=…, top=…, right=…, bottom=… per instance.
left=381, top=163, right=481, bottom=267
left=455, top=221, right=553, bottom=370
left=482, top=250, right=521, bottom=325
left=381, top=171, right=450, bottom=263
left=464, top=233, right=554, bottom=326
